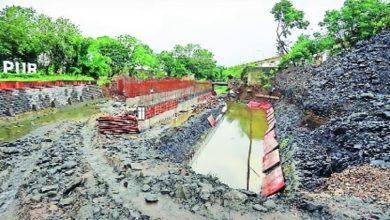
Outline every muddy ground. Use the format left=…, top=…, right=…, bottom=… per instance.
left=1, top=97, right=388, bottom=219
left=0, top=101, right=308, bottom=220
left=1, top=29, right=389, bottom=220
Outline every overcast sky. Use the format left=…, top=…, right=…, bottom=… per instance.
left=0, top=0, right=344, bottom=66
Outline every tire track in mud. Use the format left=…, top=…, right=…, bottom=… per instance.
left=80, top=118, right=208, bottom=220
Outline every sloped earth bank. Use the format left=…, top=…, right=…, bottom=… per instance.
left=1, top=102, right=316, bottom=220
left=272, top=28, right=390, bottom=219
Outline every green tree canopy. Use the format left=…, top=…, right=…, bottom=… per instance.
left=320, top=0, right=390, bottom=49
left=271, top=0, right=310, bottom=55
left=0, top=6, right=223, bottom=80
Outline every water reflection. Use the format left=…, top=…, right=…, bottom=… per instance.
left=192, top=102, right=268, bottom=192
left=0, top=103, right=100, bottom=142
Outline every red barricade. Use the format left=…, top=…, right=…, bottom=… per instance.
left=261, top=166, right=285, bottom=197
left=264, top=136, right=279, bottom=155
left=113, top=77, right=211, bottom=98
left=247, top=101, right=272, bottom=110
left=0, top=80, right=94, bottom=90
left=263, top=149, right=280, bottom=172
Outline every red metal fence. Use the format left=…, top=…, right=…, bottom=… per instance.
left=0, top=81, right=96, bottom=90
left=114, top=77, right=211, bottom=98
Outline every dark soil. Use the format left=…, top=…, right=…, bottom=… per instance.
left=272, top=28, right=390, bottom=219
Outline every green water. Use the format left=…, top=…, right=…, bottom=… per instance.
left=192, top=102, right=268, bottom=192
left=0, top=103, right=100, bottom=142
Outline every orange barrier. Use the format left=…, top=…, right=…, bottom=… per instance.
left=265, top=129, right=276, bottom=139
left=0, top=80, right=95, bottom=90
left=113, top=77, right=211, bottom=98
left=207, top=115, right=216, bottom=127
left=145, top=99, right=178, bottom=119
left=265, top=121, right=276, bottom=134
left=247, top=101, right=272, bottom=110
left=247, top=100, right=285, bottom=197
left=264, top=136, right=279, bottom=155
left=261, top=166, right=285, bottom=197
left=263, top=149, right=280, bottom=172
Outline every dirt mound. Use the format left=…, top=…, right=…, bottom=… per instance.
left=274, top=28, right=390, bottom=191
left=320, top=165, right=390, bottom=204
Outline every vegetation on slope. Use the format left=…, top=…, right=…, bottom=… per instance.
left=273, top=0, right=390, bottom=68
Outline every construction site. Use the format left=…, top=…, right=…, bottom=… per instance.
left=0, top=0, right=389, bottom=219
left=1, top=30, right=389, bottom=218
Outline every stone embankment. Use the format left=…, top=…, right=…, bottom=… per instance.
left=0, top=84, right=102, bottom=116
left=272, top=28, right=389, bottom=218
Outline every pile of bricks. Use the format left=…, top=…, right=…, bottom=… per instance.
left=97, top=115, right=140, bottom=134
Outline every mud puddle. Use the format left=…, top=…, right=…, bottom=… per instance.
left=0, top=103, right=100, bottom=142
left=191, top=102, right=268, bottom=192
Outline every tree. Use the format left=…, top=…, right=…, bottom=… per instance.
left=320, top=0, right=390, bottom=49
left=51, top=17, right=82, bottom=73
left=91, top=36, right=128, bottom=75
left=158, top=51, right=187, bottom=77
left=79, top=38, right=111, bottom=79
left=129, top=43, right=159, bottom=77
left=171, top=44, right=218, bottom=79
left=271, top=0, right=310, bottom=55
left=0, top=6, right=39, bottom=62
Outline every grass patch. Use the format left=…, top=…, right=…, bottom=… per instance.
left=97, top=76, right=111, bottom=86
left=214, top=85, right=228, bottom=94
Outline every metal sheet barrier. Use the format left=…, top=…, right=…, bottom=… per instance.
left=247, top=101, right=286, bottom=197
left=0, top=80, right=95, bottom=90
left=114, top=77, right=211, bottom=99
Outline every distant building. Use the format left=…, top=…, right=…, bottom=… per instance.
left=252, top=56, right=281, bottom=68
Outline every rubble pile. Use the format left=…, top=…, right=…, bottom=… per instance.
left=320, top=165, right=390, bottom=204
left=274, top=28, right=390, bottom=190
left=194, top=96, right=221, bottom=114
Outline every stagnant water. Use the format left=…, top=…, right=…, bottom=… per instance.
left=192, top=102, right=268, bottom=192
left=0, top=102, right=100, bottom=142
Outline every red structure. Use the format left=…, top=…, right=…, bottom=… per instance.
left=144, top=100, right=178, bottom=119
left=261, top=166, right=285, bottom=197
left=113, top=77, right=211, bottom=98
left=0, top=80, right=95, bottom=90
left=97, top=115, right=140, bottom=134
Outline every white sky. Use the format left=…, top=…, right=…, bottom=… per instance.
left=0, top=0, right=344, bottom=66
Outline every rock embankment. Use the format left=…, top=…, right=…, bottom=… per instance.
left=274, top=28, right=390, bottom=192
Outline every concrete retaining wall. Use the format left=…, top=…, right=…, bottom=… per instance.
left=0, top=85, right=102, bottom=116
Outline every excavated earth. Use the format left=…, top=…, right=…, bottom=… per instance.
left=0, top=29, right=389, bottom=220
left=272, top=28, right=390, bottom=219
left=0, top=101, right=312, bottom=220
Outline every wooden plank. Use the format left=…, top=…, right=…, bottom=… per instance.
left=255, top=93, right=280, bottom=100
